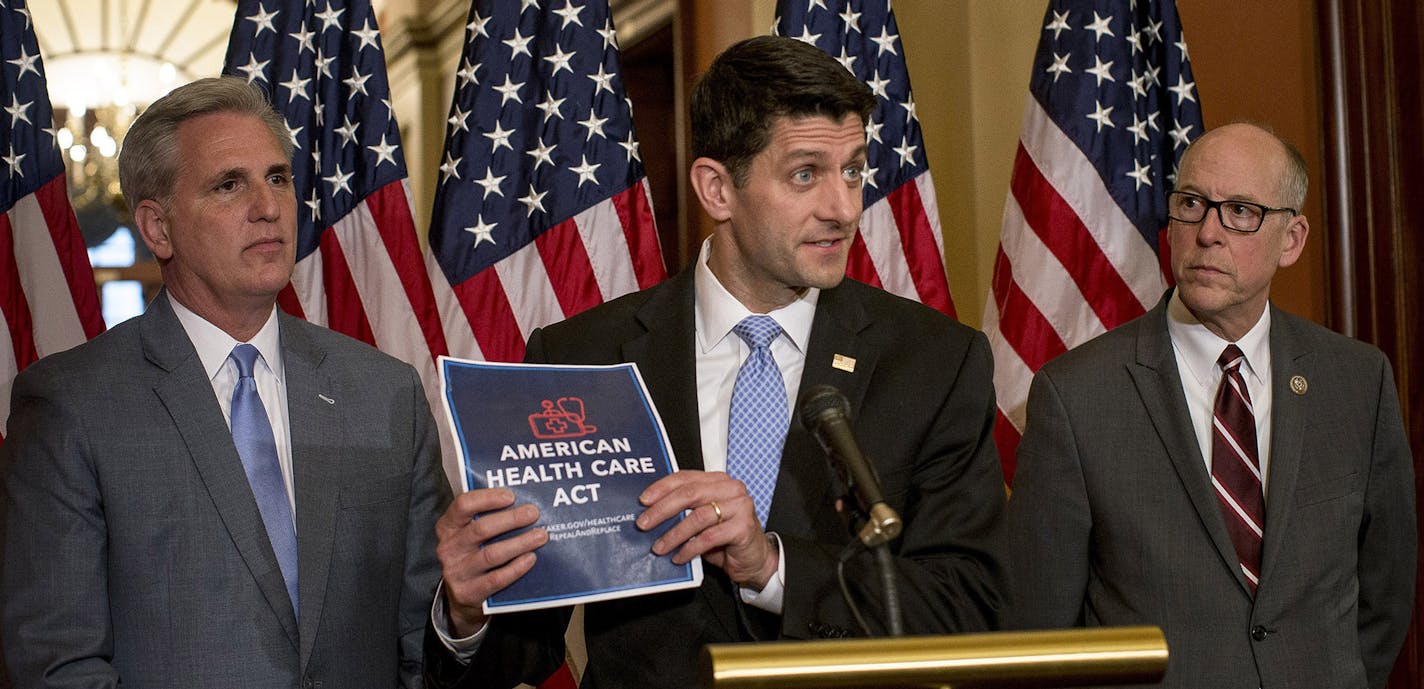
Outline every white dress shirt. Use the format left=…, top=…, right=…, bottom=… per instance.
left=169, top=295, right=295, bottom=514
left=693, top=237, right=818, bottom=473
left=1166, top=290, right=1275, bottom=499
left=693, top=237, right=817, bottom=614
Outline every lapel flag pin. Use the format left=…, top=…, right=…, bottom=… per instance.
left=832, top=353, right=856, bottom=373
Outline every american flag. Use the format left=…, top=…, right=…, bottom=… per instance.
left=0, top=0, right=104, bottom=441
left=426, top=0, right=666, bottom=367
left=774, top=0, right=955, bottom=317
left=986, top=0, right=1202, bottom=483
left=222, top=0, right=456, bottom=480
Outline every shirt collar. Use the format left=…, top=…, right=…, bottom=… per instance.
left=1166, top=289, right=1271, bottom=389
left=693, top=236, right=818, bottom=355
left=168, top=293, right=284, bottom=382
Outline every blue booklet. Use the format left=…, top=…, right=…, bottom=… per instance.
left=438, top=357, right=703, bottom=613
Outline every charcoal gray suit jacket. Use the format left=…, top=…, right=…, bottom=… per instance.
left=1, top=292, right=450, bottom=688
left=1007, top=294, right=1416, bottom=689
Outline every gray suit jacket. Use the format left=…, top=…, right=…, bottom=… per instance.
left=1006, top=294, right=1416, bottom=689
left=0, top=293, right=451, bottom=688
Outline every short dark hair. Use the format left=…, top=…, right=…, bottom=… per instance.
left=690, top=35, right=876, bottom=187
left=118, top=76, right=292, bottom=212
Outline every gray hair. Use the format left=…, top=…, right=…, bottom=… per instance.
left=117, top=76, right=292, bottom=212
left=1181, top=120, right=1308, bottom=211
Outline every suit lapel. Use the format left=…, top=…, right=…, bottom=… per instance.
left=1258, top=306, right=1309, bottom=587
left=622, top=272, right=745, bottom=635
left=770, top=284, right=874, bottom=534
left=1129, top=298, right=1252, bottom=594
left=142, top=294, right=301, bottom=647
left=626, top=270, right=703, bottom=471
left=280, top=314, right=342, bottom=669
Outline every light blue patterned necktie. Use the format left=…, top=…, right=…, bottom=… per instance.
left=229, top=343, right=299, bottom=617
left=726, top=316, right=789, bottom=526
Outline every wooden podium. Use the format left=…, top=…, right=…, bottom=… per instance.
left=701, top=626, right=1167, bottom=688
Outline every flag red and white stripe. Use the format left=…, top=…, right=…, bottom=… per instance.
left=224, top=0, right=458, bottom=481
left=987, top=2, right=1202, bottom=482
left=850, top=172, right=953, bottom=315
left=775, top=0, right=956, bottom=318
left=273, top=180, right=450, bottom=385
left=425, top=0, right=665, bottom=376
left=985, top=98, right=1165, bottom=476
left=1, top=0, right=105, bottom=440
left=0, top=177, right=105, bottom=439
left=431, top=182, right=664, bottom=366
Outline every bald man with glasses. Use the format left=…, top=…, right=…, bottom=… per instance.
left=1005, top=122, right=1415, bottom=689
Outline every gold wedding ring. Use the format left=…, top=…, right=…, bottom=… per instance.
left=710, top=500, right=725, bottom=524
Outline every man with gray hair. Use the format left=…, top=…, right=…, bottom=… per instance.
left=1006, top=122, right=1416, bottom=688
left=0, top=76, right=450, bottom=688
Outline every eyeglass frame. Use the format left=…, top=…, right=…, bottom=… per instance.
left=1166, top=190, right=1297, bottom=234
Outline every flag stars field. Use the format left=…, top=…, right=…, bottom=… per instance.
left=223, top=0, right=460, bottom=474
left=425, top=0, right=665, bottom=366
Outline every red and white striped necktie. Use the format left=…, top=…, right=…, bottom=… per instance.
left=1211, top=345, right=1265, bottom=592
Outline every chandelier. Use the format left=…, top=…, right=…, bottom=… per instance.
left=45, top=53, right=183, bottom=245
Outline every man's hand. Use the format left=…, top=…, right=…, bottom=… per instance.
left=637, top=471, right=778, bottom=590
left=436, top=488, right=547, bottom=637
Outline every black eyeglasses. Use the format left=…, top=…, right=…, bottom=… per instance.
left=1167, top=191, right=1296, bottom=234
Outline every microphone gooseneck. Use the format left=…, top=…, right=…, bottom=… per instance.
left=799, top=385, right=902, bottom=547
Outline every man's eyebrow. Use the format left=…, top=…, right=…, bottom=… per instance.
left=782, top=148, right=829, bottom=162
left=1176, top=185, right=1268, bottom=204
left=201, top=166, right=247, bottom=186
left=782, top=144, right=868, bottom=165
left=199, top=162, right=293, bottom=187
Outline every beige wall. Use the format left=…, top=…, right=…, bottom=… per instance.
left=384, top=0, right=466, bottom=240
left=897, top=3, right=1042, bottom=328
left=1176, top=1, right=1325, bottom=324
left=896, top=2, right=1325, bottom=328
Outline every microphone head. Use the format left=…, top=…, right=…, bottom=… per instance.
left=799, top=384, right=850, bottom=431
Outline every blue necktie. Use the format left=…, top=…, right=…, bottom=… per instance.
left=726, top=316, right=789, bottom=526
left=229, top=344, right=299, bottom=616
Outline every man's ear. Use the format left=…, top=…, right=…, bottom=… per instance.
left=688, top=157, right=734, bottom=223
left=133, top=199, right=174, bottom=261
left=1276, top=213, right=1310, bottom=269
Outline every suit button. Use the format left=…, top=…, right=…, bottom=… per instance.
left=1250, top=625, right=1269, bottom=641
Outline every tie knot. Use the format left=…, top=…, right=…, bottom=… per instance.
left=733, top=315, right=782, bottom=349
left=1218, top=344, right=1245, bottom=372
left=231, top=343, right=261, bottom=379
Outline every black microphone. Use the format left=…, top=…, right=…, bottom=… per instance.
left=799, top=385, right=902, bottom=547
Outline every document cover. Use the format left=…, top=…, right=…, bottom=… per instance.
left=439, top=357, right=703, bottom=613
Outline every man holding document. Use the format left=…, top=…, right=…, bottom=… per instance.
left=426, top=36, right=1007, bottom=688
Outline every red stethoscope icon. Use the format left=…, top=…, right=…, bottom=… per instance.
left=528, top=397, right=598, bottom=439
